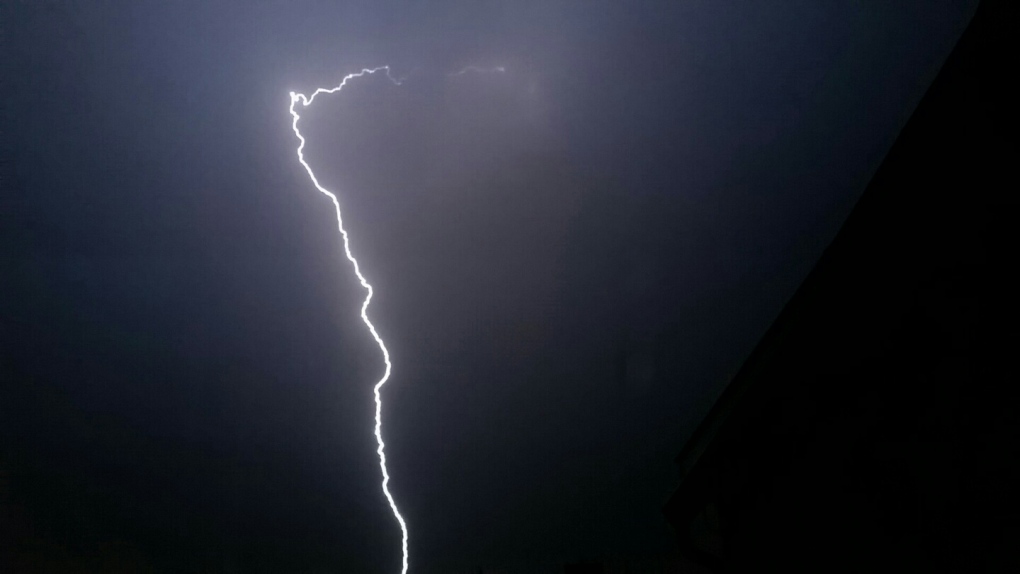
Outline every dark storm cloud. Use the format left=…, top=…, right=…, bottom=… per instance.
left=4, top=1, right=978, bottom=572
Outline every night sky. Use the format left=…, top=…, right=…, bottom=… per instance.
left=4, top=2, right=978, bottom=572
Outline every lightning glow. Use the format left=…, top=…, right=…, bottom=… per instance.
left=448, top=65, right=506, bottom=76
left=287, top=66, right=409, bottom=574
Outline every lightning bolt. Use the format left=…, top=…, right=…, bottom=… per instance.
left=288, top=66, right=409, bottom=574
left=288, top=64, right=506, bottom=573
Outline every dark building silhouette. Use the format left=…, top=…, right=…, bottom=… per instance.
left=663, top=1, right=1019, bottom=572
left=563, top=561, right=603, bottom=574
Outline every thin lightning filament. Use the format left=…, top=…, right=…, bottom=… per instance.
left=288, top=66, right=409, bottom=574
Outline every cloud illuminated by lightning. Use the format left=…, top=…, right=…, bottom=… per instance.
left=448, top=65, right=506, bottom=77
left=288, top=66, right=409, bottom=574
left=287, top=64, right=506, bottom=573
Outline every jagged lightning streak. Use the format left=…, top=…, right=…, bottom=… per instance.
left=288, top=64, right=505, bottom=573
left=287, top=66, right=409, bottom=574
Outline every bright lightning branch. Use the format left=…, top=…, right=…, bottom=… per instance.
left=288, top=66, right=409, bottom=574
left=288, top=65, right=504, bottom=574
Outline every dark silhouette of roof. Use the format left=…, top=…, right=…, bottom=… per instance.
left=663, top=0, right=1019, bottom=571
